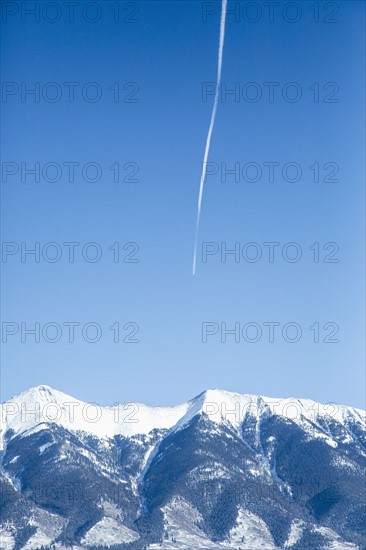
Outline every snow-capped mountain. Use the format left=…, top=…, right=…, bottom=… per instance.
left=0, top=386, right=365, bottom=549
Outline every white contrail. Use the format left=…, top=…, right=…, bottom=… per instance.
left=193, top=0, right=228, bottom=275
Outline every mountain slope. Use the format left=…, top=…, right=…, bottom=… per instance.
left=0, top=386, right=365, bottom=549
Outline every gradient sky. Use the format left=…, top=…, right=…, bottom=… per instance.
left=1, top=0, right=365, bottom=409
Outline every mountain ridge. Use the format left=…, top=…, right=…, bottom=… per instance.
left=1, top=385, right=365, bottom=549
left=1, top=385, right=364, bottom=442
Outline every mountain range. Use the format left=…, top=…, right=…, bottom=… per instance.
left=0, top=386, right=365, bottom=550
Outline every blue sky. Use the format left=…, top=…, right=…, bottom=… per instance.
left=1, top=0, right=365, bottom=408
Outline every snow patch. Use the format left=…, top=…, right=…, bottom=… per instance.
left=315, top=526, right=359, bottom=549
left=0, top=525, right=16, bottom=550
left=150, top=497, right=222, bottom=549
left=284, top=519, right=304, bottom=548
left=228, top=508, right=277, bottom=549
left=81, top=516, right=139, bottom=546
left=39, top=442, right=53, bottom=454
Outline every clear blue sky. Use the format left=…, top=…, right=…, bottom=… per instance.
left=1, top=1, right=365, bottom=409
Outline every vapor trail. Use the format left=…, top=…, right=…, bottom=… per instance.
left=192, top=0, right=228, bottom=275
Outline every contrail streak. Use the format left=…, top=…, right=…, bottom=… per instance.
left=193, top=0, right=228, bottom=275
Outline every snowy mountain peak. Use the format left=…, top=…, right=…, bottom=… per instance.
left=1, top=386, right=364, bottom=447
left=5, top=384, right=73, bottom=408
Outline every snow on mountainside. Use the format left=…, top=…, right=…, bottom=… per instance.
left=0, top=386, right=365, bottom=550
left=1, top=385, right=364, bottom=445
left=149, top=499, right=279, bottom=549
left=0, top=385, right=191, bottom=443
